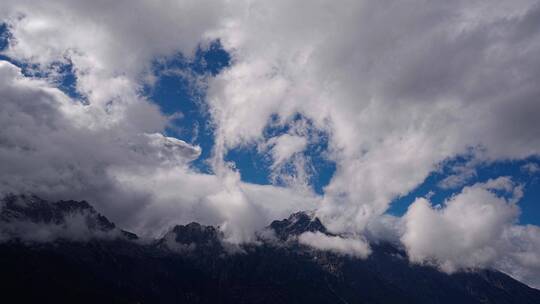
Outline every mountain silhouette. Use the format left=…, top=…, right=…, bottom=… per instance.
left=1, top=195, right=539, bottom=303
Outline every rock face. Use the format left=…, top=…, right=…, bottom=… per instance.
left=0, top=194, right=115, bottom=230
left=1, top=195, right=540, bottom=304
left=270, top=211, right=329, bottom=240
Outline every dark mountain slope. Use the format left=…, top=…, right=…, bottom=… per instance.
left=0, top=195, right=539, bottom=303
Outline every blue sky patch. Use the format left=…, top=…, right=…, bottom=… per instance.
left=225, top=114, right=336, bottom=194
left=387, top=156, right=540, bottom=225
left=144, top=40, right=230, bottom=173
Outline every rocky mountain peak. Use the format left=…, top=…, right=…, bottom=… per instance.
left=157, top=222, right=224, bottom=253
left=0, top=194, right=118, bottom=241
left=270, top=211, right=329, bottom=241
left=170, top=222, right=222, bottom=245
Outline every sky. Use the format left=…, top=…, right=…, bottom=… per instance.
left=0, top=0, right=539, bottom=288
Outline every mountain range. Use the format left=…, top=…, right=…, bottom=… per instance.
left=1, top=194, right=539, bottom=303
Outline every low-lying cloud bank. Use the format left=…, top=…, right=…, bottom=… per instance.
left=298, top=231, right=371, bottom=258
left=0, top=195, right=123, bottom=242
left=0, top=0, right=539, bottom=288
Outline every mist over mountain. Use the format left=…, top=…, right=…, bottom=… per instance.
left=1, top=195, right=539, bottom=304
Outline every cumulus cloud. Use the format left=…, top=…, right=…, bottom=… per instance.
left=365, top=214, right=404, bottom=244
left=401, top=177, right=540, bottom=288
left=298, top=231, right=371, bottom=258
left=498, top=225, right=540, bottom=289
left=402, top=178, right=519, bottom=272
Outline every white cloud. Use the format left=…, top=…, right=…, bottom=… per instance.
left=402, top=191, right=517, bottom=272
left=521, top=162, right=540, bottom=174
left=142, top=133, right=201, bottom=165
left=0, top=195, right=124, bottom=243
left=401, top=178, right=540, bottom=288
left=111, top=166, right=320, bottom=241
left=365, top=214, right=404, bottom=244
left=0, top=215, right=121, bottom=243
left=498, top=225, right=540, bottom=289
left=264, top=134, right=307, bottom=169
left=298, top=231, right=371, bottom=258
left=256, top=132, right=313, bottom=189
left=437, top=159, right=479, bottom=189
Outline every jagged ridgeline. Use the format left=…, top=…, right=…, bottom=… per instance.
left=1, top=195, right=539, bottom=304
